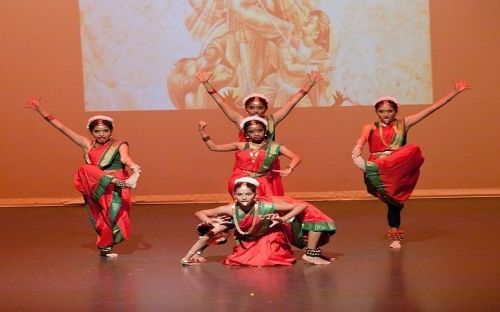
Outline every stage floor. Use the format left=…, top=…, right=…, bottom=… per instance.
left=1, top=198, right=499, bottom=311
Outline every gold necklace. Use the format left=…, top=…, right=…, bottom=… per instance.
left=232, top=202, right=259, bottom=235
left=249, top=141, right=267, bottom=162
left=378, top=121, right=399, bottom=148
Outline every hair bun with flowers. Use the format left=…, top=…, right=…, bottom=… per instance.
left=234, top=177, right=260, bottom=187
left=87, top=115, right=114, bottom=129
left=239, top=116, right=268, bottom=129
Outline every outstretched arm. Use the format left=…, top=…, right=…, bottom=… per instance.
left=272, top=145, right=301, bottom=177
left=181, top=224, right=230, bottom=264
left=272, top=201, right=307, bottom=223
left=25, top=96, right=91, bottom=150
left=271, top=71, right=323, bottom=124
left=198, top=121, right=242, bottom=152
left=195, top=69, right=244, bottom=127
left=182, top=205, right=233, bottom=264
left=194, top=204, right=233, bottom=223
left=405, top=80, right=471, bottom=129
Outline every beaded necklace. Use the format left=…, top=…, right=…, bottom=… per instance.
left=232, top=201, right=259, bottom=235
left=378, top=121, right=401, bottom=148
left=248, top=140, right=268, bottom=162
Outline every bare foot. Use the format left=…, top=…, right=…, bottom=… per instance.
left=125, top=172, right=140, bottom=189
left=302, top=254, right=331, bottom=265
left=100, top=250, right=118, bottom=258
left=321, top=255, right=337, bottom=261
left=389, top=240, right=401, bottom=249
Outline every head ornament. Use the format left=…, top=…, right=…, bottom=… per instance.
left=374, top=96, right=400, bottom=107
left=234, top=177, right=260, bottom=187
left=242, top=93, right=268, bottom=105
left=239, top=116, right=268, bottom=129
left=87, top=115, right=114, bottom=129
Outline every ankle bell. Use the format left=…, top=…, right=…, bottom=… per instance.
left=386, top=229, right=404, bottom=241
left=305, top=248, right=322, bottom=257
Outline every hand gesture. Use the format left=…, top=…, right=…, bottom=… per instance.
left=333, top=91, right=349, bottom=106
left=26, top=96, right=42, bottom=111
left=352, top=145, right=362, bottom=158
left=190, top=253, right=207, bottom=263
left=271, top=213, right=287, bottom=223
left=261, top=213, right=282, bottom=227
left=198, top=120, right=207, bottom=133
left=194, top=68, right=213, bottom=83
left=453, top=80, right=471, bottom=93
left=272, top=167, right=293, bottom=177
left=211, top=215, right=232, bottom=226
left=307, top=70, right=323, bottom=84
left=222, top=89, right=241, bottom=108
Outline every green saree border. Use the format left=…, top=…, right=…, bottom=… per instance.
left=234, top=201, right=275, bottom=242
left=109, top=189, right=125, bottom=244
left=258, top=142, right=281, bottom=174
left=97, top=140, right=125, bottom=169
left=290, top=219, right=336, bottom=249
left=93, top=175, right=114, bottom=201
left=364, top=161, right=402, bottom=207
left=374, top=119, right=407, bottom=150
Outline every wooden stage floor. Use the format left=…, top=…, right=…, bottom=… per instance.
left=1, top=198, right=499, bottom=311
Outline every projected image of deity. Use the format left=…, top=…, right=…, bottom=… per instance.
left=79, top=0, right=432, bottom=111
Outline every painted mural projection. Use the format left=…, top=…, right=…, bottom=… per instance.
left=79, top=0, right=432, bottom=111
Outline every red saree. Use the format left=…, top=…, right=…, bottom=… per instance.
left=223, top=201, right=295, bottom=266
left=73, top=140, right=131, bottom=251
left=236, top=115, right=284, bottom=196
left=263, top=196, right=336, bottom=249
left=364, top=119, right=425, bottom=206
left=228, top=141, right=284, bottom=196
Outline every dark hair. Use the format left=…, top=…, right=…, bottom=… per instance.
left=244, top=96, right=269, bottom=110
left=243, top=119, right=267, bottom=134
left=88, top=119, right=114, bottom=131
left=234, top=181, right=258, bottom=194
left=375, top=100, right=398, bottom=113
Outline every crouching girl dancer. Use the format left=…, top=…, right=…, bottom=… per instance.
left=181, top=177, right=336, bottom=266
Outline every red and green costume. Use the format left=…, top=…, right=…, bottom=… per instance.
left=73, top=140, right=131, bottom=252
left=229, top=141, right=283, bottom=196
left=237, top=115, right=284, bottom=195
left=364, top=119, right=425, bottom=206
left=223, top=198, right=336, bottom=266
left=223, top=201, right=295, bottom=266
left=264, top=196, right=336, bottom=249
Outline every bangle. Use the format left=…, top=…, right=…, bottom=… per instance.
left=202, top=136, right=211, bottom=142
left=44, top=114, right=55, bottom=122
left=207, top=89, right=218, bottom=95
left=299, top=89, right=308, bottom=96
